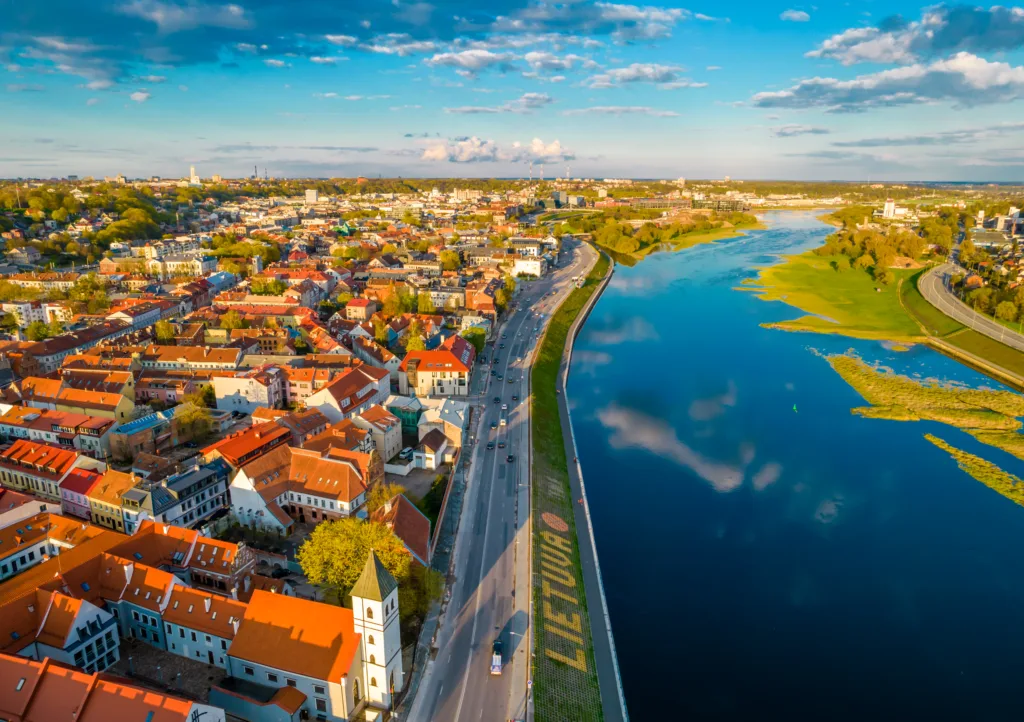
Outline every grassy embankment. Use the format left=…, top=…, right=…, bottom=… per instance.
left=748, top=252, right=924, bottom=340
left=925, top=434, right=1024, bottom=508
left=530, top=249, right=610, bottom=722
left=750, top=249, right=1024, bottom=380
left=829, top=355, right=1024, bottom=460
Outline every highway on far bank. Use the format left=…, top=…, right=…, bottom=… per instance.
left=407, top=237, right=597, bottom=722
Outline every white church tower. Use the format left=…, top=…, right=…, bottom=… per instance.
left=350, top=551, right=405, bottom=708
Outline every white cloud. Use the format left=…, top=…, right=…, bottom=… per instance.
left=361, top=33, right=438, bottom=56
left=84, top=79, right=113, bottom=90
left=420, top=135, right=571, bottom=163
left=325, top=34, right=358, bottom=47
left=139, top=74, right=166, bottom=82
left=129, top=90, right=150, bottom=102
left=752, top=52, right=1024, bottom=113
left=780, top=9, right=810, bottom=22
left=313, top=92, right=339, bottom=98
left=585, top=62, right=700, bottom=88
left=445, top=92, right=553, bottom=114
left=117, top=0, right=250, bottom=33
left=772, top=124, right=830, bottom=137
left=86, top=97, right=101, bottom=105
left=178, top=84, right=188, bottom=91
left=807, top=6, right=1024, bottom=66
left=263, top=59, right=288, bottom=68
left=563, top=105, right=678, bottom=117
left=310, top=56, right=345, bottom=64
left=425, top=49, right=516, bottom=74
left=706, top=65, right=722, bottom=71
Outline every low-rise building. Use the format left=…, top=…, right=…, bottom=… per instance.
left=212, top=366, right=286, bottom=414
left=351, top=405, right=403, bottom=463
left=305, top=365, right=391, bottom=424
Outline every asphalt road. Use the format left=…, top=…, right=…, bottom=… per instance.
left=921, top=264, right=1024, bottom=354
left=407, top=239, right=595, bottom=722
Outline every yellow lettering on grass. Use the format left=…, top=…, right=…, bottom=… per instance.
left=541, top=531, right=572, bottom=553
left=544, top=601, right=582, bottom=633
left=546, top=647, right=588, bottom=671
left=542, top=580, right=577, bottom=604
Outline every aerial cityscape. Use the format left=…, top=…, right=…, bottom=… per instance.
left=4, top=2, right=1024, bottom=722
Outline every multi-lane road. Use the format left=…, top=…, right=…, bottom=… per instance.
left=408, top=238, right=597, bottom=722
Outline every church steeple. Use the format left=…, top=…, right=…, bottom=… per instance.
left=351, top=551, right=397, bottom=603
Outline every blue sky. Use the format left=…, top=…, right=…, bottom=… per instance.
left=5, top=1, right=1024, bottom=181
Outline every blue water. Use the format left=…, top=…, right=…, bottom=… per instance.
left=571, top=212, right=1024, bottom=721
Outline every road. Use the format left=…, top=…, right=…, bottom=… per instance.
left=408, top=238, right=597, bottom=722
left=919, top=224, right=1024, bottom=354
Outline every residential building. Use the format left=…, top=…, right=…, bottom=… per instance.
left=0, top=440, right=106, bottom=502
left=120, top=458, right=231, bottom=533
left=345, top=298, right=378, bottom=321
left=59, top=468, right=103, bottom=521
left=305, top=365, right=390, bottom=424
left=351, top=405, right=403, bottom=463
left=351, top=335, right=402, bottom=381
left=370, top=494, right=431, bottom=567
left=399, top=341, right=475, bottom=397
left=202, top=421, right=291, bottom=470
left=212, top=366, right=286, bottom=414
left=413, top=429, right=450, bottom=471
left=86, top=470, right=137, bottom=531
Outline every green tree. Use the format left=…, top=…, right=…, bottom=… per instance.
left=406, top=319, right=426, bottom=351
left=51, top=207, right=69, bottom=223
left=461, top=327, right=486, bottom=355
left=960, top=238, right=977, bottom=267
left=495, top=288, right=510, bottom=312
left=503, top=274, right=517, bottom=295
left=220, top=310, right=246, bottom=330
left=439, top=249, right=461, bottom=271
left=184, top=386, right=215, bottom=409
left=297, top=518, right=411, bottom=604
left=875, top=270, right=895, bottom=286
left=177, top=402, right=212, bottom=442
left=25, top=320, right=51, bottom=341
left=0, top=313, right=18, bottom=333
left=853, top=253, right=875, bottom=271
left=373, top=317, right=390, bottom=344
left=46, top=318, right=64, bottom=337
left=417, top=293, right=436, bottom=314
left=382, top=289, right=402, bottom=318
left=365, top=482, right=407, bottom=514
left=154, top=319, right=175, bottom=344
left=381, top=243, right=399, bottom=254
left=995, top=301, right=1018, bottom=321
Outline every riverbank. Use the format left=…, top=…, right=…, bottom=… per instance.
left=531, top=247, right=617, bottom=722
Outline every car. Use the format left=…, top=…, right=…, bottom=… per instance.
left=508, top=378, right=514, bottom=384
left=498, top=441, right=506, bottom=449
left=497, top=373, right=504, bottom=380
left=506, top=454, right=514, bottom=463
left=270, top=567, right=291, bottom=579
left=490, top=370, right=496, bottom=376
left=490, top=421, right=498, bottom=429
left=499, top=343, right=505, bottom=349
left=501, top=333, right=507, bottom=339
left=512, top=395, right=518, bottom=402
left=491, top=640, right=503, bottom=675
left=486, top=442, right=494, bottom=450
left=501, top=403, right=508, bottom=411
left=493, top=396, right=501, bottom=404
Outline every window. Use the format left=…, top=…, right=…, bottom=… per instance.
left=368, top=635, right=375, bottom=645
left=267, top=673, right=278, bottom=683
left=221, top=640, right=227, bottom=650
left=132, top=611, right=140, bottom=622
left=286, top=679, right=297, bottom=687
left=371, top=677, right=378, bottom=687
left=243, top=666, right=254, bottom=676
left=315, top=699, right=328, bottom=712
left=191, top=632, right=197, bottom=642
left=314, top=685, right=326, bottom=695
left=366, top=607, right=373, bottom=620
left=179, top=628, right=185, bottom=638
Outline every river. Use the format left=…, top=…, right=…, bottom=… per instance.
left=570, top=211, right=1024, bottom=721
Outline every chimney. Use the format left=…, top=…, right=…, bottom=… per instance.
left=384, top=499, right=392, bottom=514
left=204, top=596, right=211, bottom=613
left=244, top=574, right=251, bottom=592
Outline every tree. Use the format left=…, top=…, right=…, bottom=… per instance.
left=176, top=402, right=212, bottom=442
left=51, top=207, right=69, bottom=223
left=503, top=274, right=517, bottom=295
left=381, top=243, right=399, bottom=254
left=995, top=301, right=1018, bottom=321
left=365, top=482, right=407, bottom=514
left=461, top=327, right=486, bottom=355
left=417, top=293, right=436, bottom=314
left=495, top=288, right=510, bottom=311
left=0, top=313, right=18, bottom=333
left=406, top=319, right=426, bottom=351
left=875, top=270, right=895, bottom=286
left=959, top=238, right=977, bottom=267
left=382, top=288, right=402, bottom=318
left=853, top=253, right=874, bottom=271
left=220, top=310, right=246, bottom=330
left=46, top=318, right=64, bottom=337
left=373, top=317, right=390, bottom=344
left=184, top=386, right=215, bottom=409
left=297, top=518, right=411, bottom=604
left=439, top=250, right=461, bottom=271
left=25, top=320, right=51, bottom=341
left=251, top=278, right=288, bottom=295
left=154, top=319, right=175, bottom=344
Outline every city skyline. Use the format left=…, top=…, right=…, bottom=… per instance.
left=5, top=1, right=1024, bottom=180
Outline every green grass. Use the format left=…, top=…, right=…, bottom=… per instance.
left=530, top=249, right=609, bottom=722
left=829, top=354, right=1024, bottom=460
left=944, top=328, right=1024, bottom=379
left=900, top=269, right=965, bottom=337
left=751, top=252, right=924, bottom=340
left=925, top=434, right=1024, bottom=508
